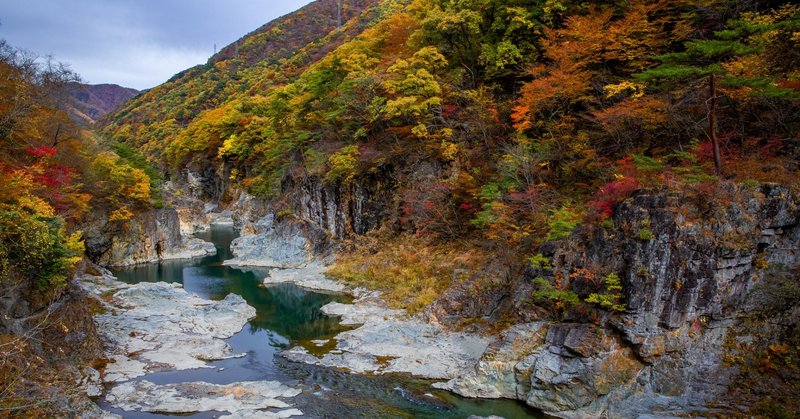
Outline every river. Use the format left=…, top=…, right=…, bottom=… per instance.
left=102, top=225, right=542, bottom=418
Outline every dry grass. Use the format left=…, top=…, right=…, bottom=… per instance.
left=327, top=234, right=487, bottom=314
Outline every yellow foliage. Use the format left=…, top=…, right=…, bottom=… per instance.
left=109, top=207, right=134, bottom=222
left=327, top=234, right=486, bottom=313
left=16, top=195, right=55, bottom=217
left=604, top=81, right=645, bottom=99
left=440, top=140, right=459, bottom=161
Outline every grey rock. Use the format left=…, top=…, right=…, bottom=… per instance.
left=285, top=301, right=490, bottom=379
left=79, top=277, right=255, bottom=382
left=262, top=263, right=347, bottom=293
left=83, top=207, right=215, bottom=267
left=224, top=216, right=314, bottom=268
left=437, top=184, right=800, bottom=418
left=106, top=380, right=300, bottom=414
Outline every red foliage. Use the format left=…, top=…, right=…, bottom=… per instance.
left=589, top=175, right=638, bottom=220
left=694, top=141, right=714, bottom=161
left=754, top=135, right=785, bottom=158
left=25, top=146, right=58, bottom=158
left=36, top=165, right=75, bottom=188
left=459, top=202, right=477, bottom=212
left=441, top=104, right=460, bottom=118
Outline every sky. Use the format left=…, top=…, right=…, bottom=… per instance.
left=0, top=0, right=313, bottom=90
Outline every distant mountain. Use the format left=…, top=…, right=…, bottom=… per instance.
left=68, top=83, right=138, bottom=124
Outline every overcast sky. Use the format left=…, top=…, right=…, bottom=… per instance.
left=0, top=0, right=313, bottom=90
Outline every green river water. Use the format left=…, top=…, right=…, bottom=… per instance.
left=103, top=225, right=542, bottom=418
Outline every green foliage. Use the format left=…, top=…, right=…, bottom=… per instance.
left=409, top=0, right=541, bottom=79
left=111, top=141, right=162, bottom=202
left=529, top=253, right=551, bottom=269
left=546, top=206, right=581, bottom=241
left=326, top=145, right=361, bottom=183
left=638, top=218, right=654, bottom=241
left=0, top=206, right=83, bottom=293
left=632, top=154, right=665, bottom=172
left=636, top=5, right=800, bottom=100
left=533, top=277, right=580, bottom=309
left=586, top=273, right=626, bottom=312
left=383, top=47, right=447, bottom=121
left=86, top=151, right=152, bottom=218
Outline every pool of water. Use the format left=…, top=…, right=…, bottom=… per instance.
left=102, top=225, right=542, bottom=418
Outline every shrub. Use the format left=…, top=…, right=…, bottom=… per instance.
left=533, top=277, right=580, bottom=311
left=546, top=205, right=582, bottom=241
left=326, top=145, right=360, bottom=183
left=585, top=273, right=626, bottom=312
left=327, top=234, right=485, bottom=313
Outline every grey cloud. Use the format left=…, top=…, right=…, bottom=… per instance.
left=0, top=0, right=312, bottom=89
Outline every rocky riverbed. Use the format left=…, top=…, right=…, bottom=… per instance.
left=78, top=267, right=305, bottom=417
left=261, top=264, right=491, bottom=380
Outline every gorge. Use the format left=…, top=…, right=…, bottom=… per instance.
left=1, top=0, right=799, bottom=418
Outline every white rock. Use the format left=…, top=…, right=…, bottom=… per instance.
left=221, top=408, right=304, bottom=418
left=285, top=302, right=490, bottom=380
left=320, top=301, right=403, bottom=325
left=88, top=281, right=255, bottom=381
left=106, top=380, right=300, bottom=414
left=161, top=237, right=217, bottom=260
left=262, top=263, right=347, bottom=293
left=223, top=215, right=312, bottom=268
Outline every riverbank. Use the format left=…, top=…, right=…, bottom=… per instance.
left=80, top=225, right=539, bottom=418
left=78, top=266, right=308, bottom=417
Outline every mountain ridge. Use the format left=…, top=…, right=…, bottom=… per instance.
left=67, top=82, right=138, bottom=124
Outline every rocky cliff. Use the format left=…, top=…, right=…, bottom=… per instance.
left=0, top=261, right=107, bottom=416
left=168, top=163, right=395, bottom=268
left=159, top=160, right=800, bottom=417
left=82, top=207, right=215, bottom=267
left=434, top=183, right=800, bottom=417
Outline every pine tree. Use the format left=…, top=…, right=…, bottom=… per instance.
left=636, top=6, right=800, bottom=174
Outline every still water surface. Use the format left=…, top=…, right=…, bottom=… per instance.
left=104, top=226, right=541, bottom=418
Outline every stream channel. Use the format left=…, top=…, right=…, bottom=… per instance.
left=101, top=225, right=542, bottom=418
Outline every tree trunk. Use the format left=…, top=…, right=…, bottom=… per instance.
left=709, top=74, right=722, bottom=175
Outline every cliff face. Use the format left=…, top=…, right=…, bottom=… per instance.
left=168, top=162, right=396, bottom=268
left=434, top=183, right=800, bottom=417
left=159, top=157, right=799, bottom=417
left=82, top=207, right=215, bottom=267
left=0, top=264, right=105, bottom=416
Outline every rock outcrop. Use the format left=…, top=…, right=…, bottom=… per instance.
left=83, top=207, right=215, bottom=267
left=282, top=291, right=490, bottom=380
left=287, top=171, right=395, bottom=238
left=434, top=184, right=800, bottom=417
left=224, top=213, right=327, bottom=268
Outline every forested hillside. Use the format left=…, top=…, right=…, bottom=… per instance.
left=105, top=0, right=799, bottom=227
left=103, top=0, right=799, bottom=273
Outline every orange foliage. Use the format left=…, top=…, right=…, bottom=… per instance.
left=513, top=1, right=671, bottom=132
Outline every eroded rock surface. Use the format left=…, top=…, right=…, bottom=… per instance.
left=431, top=184, right=800, bottom=418
left=263, top=263, right=347, bottom=293
left=284, top=298, right=489, bottom=380
left=224, top=214, right=322, bottom=268
left=79, top=272, right=255, bottom=382
left=83, top=207, right=216, bottom=266
left=106, top=380, right=301, bottom=415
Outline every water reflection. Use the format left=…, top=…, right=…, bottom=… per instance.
left=110, top=226, right=352, bottom=342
